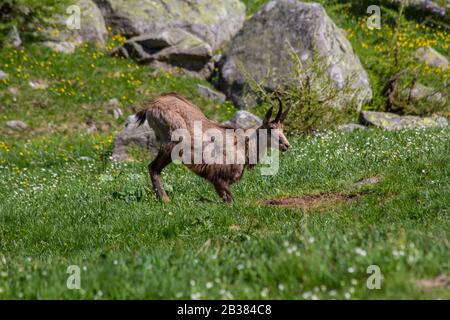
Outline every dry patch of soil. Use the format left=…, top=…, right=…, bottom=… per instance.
left=417, top=275, right=450, bottom=290
left=264, top=192, right=360, bottom=209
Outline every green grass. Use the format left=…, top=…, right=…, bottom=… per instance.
left=0, top=128, right=449, bottom=299
left=0, top=43, right=234, bottom=139
left=0, top=1, right=449, bottom=300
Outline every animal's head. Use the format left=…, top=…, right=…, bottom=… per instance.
left=259, top=97, right=291, bottom=152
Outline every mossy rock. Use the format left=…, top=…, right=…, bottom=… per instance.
left=360, top=111, right=448, bottom=130
left=92, top=0, right=246, bottom=50
left=218, top=0, right=372, bottom=109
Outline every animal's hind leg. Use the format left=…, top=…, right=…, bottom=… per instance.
left=214, top=180, right=234, bottom=204
left=148, top=148, right=172, bottom=202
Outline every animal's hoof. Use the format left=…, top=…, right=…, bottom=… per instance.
left=226, top=197, right=234, bottom=204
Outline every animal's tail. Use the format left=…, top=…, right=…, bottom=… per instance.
left=135, top=109, right=147, bottom=127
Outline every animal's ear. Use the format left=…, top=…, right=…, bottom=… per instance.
left=263, top=107, right=273, bottom=125
left=274, top=97, right=283, bottom=122
left=280, top=104, right=292, bottom=123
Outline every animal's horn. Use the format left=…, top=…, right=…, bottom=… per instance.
left=280, top=104, right=292, bottom=122
left=263, top=106, right=273, bottom=125
left=274, top=97, right=283, bottom=122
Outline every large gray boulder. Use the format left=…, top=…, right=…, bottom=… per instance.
left=400, top=83, right=447, bottom=105
left=42, top=0, right=107, bottom=53
left=197, top=84, right=226, bottom=102
left=111, top=115, right=159, bottom=161
left=113, top=28, right=214, bottom=78
left=222, top=110, right=262, bottom=129
left=360, top=111, right=448, bottom=130
left=219, top=0, right=372, bottom=109
left=93, top=0, right=246, bottom=50
left=388, top=0, right=447, bottom=16
left=414, top=46, right=449, bottom=69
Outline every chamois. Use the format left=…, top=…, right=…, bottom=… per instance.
left=135, top=93, right=291, bottom=203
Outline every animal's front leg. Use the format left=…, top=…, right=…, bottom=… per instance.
left=224, top=190, right=234, bottom=204
left=148, top=149, right=172, bottom=202
left=214, top=180, right=234, bottom=204
left=150, top=172, right=170, bottom=202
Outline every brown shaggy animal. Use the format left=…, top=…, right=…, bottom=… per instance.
left=136, top=93, right=291, bottom=203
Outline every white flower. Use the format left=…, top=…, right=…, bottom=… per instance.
left=347, top=267, right=355, bottom=273
left=302, top=291, right=311, bottom=299
left=393, top=249, right=405, bottom=257
left=206, top=282, right=213, bottom=289
left=355, top=247, right=367, bottom=257
left=191, top=292, right=201, bottom=300
left=261, top=288, right=269, bottom=298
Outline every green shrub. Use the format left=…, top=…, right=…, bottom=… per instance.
left=238, top=42, right=358, bottom=134
left=0, top=0, right=68, bottom=42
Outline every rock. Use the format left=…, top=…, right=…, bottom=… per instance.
left=105, top=98, right=121, bottom=109
left=388, top=0, right=446, bottom=16
left=219, top=0, right=372, bottom=109
left=42, top=41, right=77, bottom=54
left=113, top=28, right=214, bottom=78
left=103, top=98, right=123, bottom=119
left=197, top=85, right=226, bottom=102
left=414, top=46, right=449, bottom=69
left=222, top=110, right=262, bottom=129
left=86, top=123, right=97, bottom=134
left=78, top=156, right=93, bottom=161
left=28, top=80, right=49, bottom=90
left=352, top=176, right=380, bottom=188
left=7, top=26, right=22, bottom=48
left=337, top=123, right=367, bottom=132
left=360, top=111, right=448, bottom=130
left=111, top=114, right=159, bottom=161
left=0, top=71, right=8, bottom=80
left=41, top=0, right=107, bottom=52
left=400, top=83, right=446, bottom=105
left=8, top=87, right=19, bottom=96
left=113, top=108, right=123, bottom=119
left=5, top=120, right=28, bottom=131
left=93, top=0, right=245, bottom=50
left=76, top=0, right=108, bottom=45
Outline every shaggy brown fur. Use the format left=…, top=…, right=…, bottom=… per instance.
left=136, top=93, right=291, bottom=203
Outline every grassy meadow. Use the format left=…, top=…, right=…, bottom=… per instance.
left=0, top=0, right=449, bottom=299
